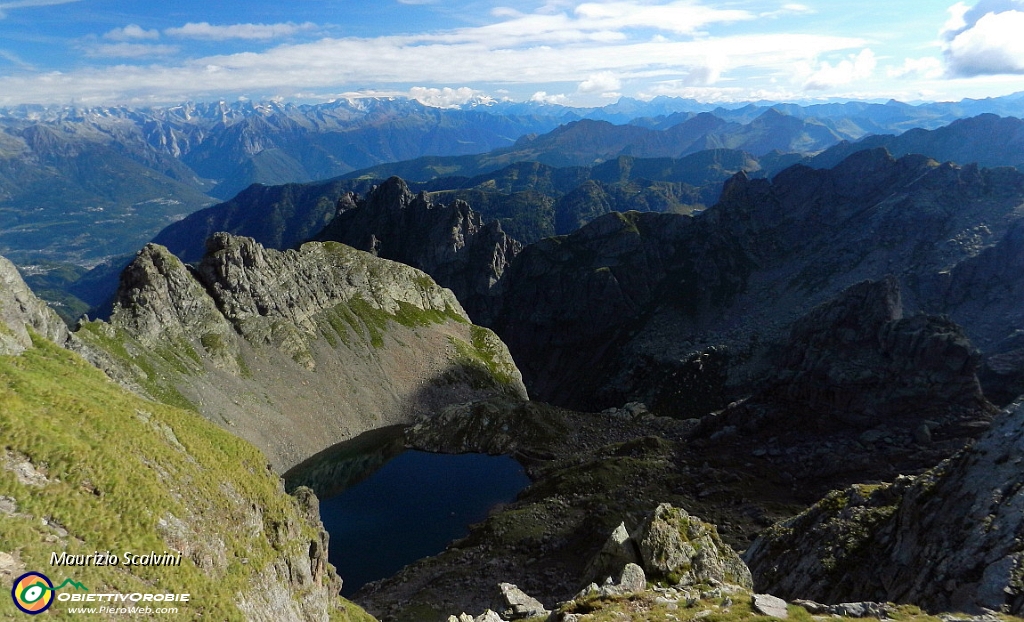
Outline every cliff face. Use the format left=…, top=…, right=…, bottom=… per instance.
left=0, top=254, right=372, bottom=621
left=744, top=399, right=1024, bottom=615
left=0, top=255, right=70, bottom=354
left=316, top=177, right=522, bottom=324
left=691, top=277, right=994, bottom=500
left=758, top=276, right=988, bottom=429
left=79, top=233, right=526, bottom=471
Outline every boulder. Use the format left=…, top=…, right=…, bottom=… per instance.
left=581, top=521, right=642, bottom=585
left=499, top=582, right=549, bottom=620
left=617, top=563, right=646, bottom=593
left=752, top=594, right=788, bottom=619
left=634, top=503, right=752, bottom=589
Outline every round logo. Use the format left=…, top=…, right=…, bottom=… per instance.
left=11, top=572, right=54, bottom=615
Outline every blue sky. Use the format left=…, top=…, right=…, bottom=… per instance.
left=0, top=0, right=1022, bottom=106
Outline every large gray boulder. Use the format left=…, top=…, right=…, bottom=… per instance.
left=634, top=503, right=753, bottom=589
left=581, top=521, right=642, bottom=586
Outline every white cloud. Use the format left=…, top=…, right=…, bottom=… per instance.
left=408, top=86, right=491, bottom=107
left=684, top=64, right=721, bottom=86
left=941, top=2, right=971, bottom=34
left=801, top=48, right=877, bottom=90
left=0, top=0, right=77, bottom=18
left=578, top=72, right=621, bottom=93
left=0, top=48, right=32, bottom=69
left=530, top=91, right=569, bottom=104
left=0, top=1, right=873, bottom=105
left=164, top=22, right=318, bottom=41
left=942, top=8, right=1024, bottom=76
left=888, top=57, right=943, bottom=80
left=761, top=3, right=815, bottom=18
left=83, top=43, right=179, bottom=59
left=104, top=24, right=160, bottom=41
left=571, top=1, right=752, bottom=34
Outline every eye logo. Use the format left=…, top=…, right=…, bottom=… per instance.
left=11, top=572, right=54, bottom=614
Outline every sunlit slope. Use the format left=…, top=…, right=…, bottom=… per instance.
left=0, top=334, right=373, bottom=621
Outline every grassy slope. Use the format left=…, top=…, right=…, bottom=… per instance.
left=0, top=334, right=372, bottom=621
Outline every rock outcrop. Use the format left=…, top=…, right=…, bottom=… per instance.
left=691, top=276, right=995, bottom=499
left=762, top=276, right=985, bottom=429
left=712, top=276, right=992, bottom=433
left=0, top=254, right=70, bottom=354
left=630, top=503, right=752, bottom=589
left=745, top=400, right=1024, bottom=615
left=317, top=177, right=522, bottom=323
left=79, top=233, right=526, bottom=471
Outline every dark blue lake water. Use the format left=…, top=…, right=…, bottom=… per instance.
left=318, top=448, right=530, bottom=595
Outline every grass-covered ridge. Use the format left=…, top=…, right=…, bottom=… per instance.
left=0, top=334, right=373, bottom=621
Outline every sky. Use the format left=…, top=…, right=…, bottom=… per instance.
left=0, top=0, right=1023, bottom=107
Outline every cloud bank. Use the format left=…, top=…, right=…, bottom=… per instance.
left=0, top=1, right=1014, bottom=106
left=941, top=0, right=1024, bottom=76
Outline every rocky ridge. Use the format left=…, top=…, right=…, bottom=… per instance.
left=745, top=398, right=1024, bottom=615
left=700, top=276, right=993, bottom=437
left=78, top=233, right=526, bottom=471
left=316, top=177, right=522, bottom=323
left=483, top=149, right=1024, bottom=415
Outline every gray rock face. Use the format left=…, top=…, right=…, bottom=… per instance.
left=692, top=276, right=995, bottom=496
left=0, top=254, right=70, bottom=354
left=617, top=563, right=647, bottom=593
left=763, top=276, right=988, bottom=429
left=938, top=220, right=1024, bottom=405
left=317, top=177, right=522, bottom=324
left=582, top=521, right=642, bottom=585
left=745, top=400, right=1024, bottom=614
left=85, top=234, right=527, bottom=471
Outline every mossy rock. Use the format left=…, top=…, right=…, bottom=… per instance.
left=635, top=503, right=753, bottom=589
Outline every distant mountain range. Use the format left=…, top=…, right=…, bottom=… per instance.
left=4, top=92, right=1024, bottom=269
left=0, top=98, right=570, bottom=266
left=39, top=111, right=1024, bottom=324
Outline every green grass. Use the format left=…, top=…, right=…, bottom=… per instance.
left=440, top=326, right=522, bottom=392
left=325, top=295, right=467, bottom=351
left=0, top=334, right=372, bottom=621
left=74, top=321, right=198, bottom=411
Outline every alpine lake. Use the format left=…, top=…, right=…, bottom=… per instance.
left=284, top=426, right=530, bottom=595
